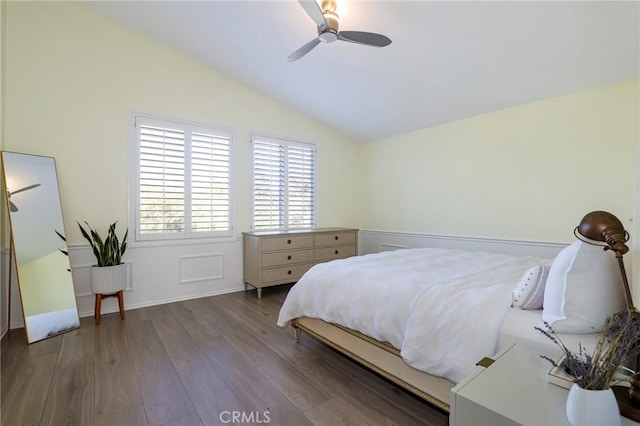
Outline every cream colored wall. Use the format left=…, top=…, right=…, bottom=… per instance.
left=3, top=1, right=362, bottom=244
left=362, top=79, right=639, bottom=244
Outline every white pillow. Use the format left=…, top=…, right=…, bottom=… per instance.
left=512, top=264, right=549, bottom=310
left=542, top=241, right=625, bottom=333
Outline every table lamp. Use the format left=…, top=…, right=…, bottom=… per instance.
left=574, top=210, right=634, bottom=311
left=574, top=210, right=640, bottom=420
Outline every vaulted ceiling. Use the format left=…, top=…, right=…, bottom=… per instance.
left=81, top=1, right=640, bottom=142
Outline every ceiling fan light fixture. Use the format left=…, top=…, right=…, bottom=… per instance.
left=318, top=30, right=337, bottom=43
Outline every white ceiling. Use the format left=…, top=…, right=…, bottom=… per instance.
left=80, top=1, right=639, bottom=142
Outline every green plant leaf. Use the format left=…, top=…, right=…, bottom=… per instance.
left=55, top=229, right=66, bottom=242
left=78, top=222, right=101, bottom=264
left=78, top=220, right=128, bottom=267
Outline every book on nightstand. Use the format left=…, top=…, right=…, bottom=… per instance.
left=547, top=355, right=635, bottom=390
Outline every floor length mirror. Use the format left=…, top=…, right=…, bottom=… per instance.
left=2, top=151, right=80, bottom=343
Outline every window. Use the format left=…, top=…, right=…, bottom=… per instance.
left=251, top=135, right=316, bottom=230
left=133, top=114, right=233, bottom=241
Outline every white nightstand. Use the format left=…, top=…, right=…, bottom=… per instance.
left=450, top=343, right=638, bottom=426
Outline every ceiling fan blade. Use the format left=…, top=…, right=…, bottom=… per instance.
left=337, top=31, right=392, bottom=47
left=297, top=0, right=328, bottom=31
left=9, top=183, right=41, bottom=197
left=288, top=38, right=321, bottom=62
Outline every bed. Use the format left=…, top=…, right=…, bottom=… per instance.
left=277, top=244, right=625, bottom=411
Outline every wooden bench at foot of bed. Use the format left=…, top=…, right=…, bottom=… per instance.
left=292, top=317, right=454, bottom=412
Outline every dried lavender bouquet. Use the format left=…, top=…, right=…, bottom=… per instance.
left=535, top=309, right=640, bottom=390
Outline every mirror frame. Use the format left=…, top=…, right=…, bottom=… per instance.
left=1, top=151, right=80, bottom=343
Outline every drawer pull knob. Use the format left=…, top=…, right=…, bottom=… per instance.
left=335, top=250, right=339, bottom=255
left=334, top=236, right=339, bottom=240
left=287, top=270, right=292, bottom=275
left=287, top=239, right=292, bottom=244
left=287, top=255, right=292, bottom=260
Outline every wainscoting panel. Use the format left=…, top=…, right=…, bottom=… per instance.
left=379, top=243, right=408, bottom=252
left=69, top=237, right=244, bottom=319
left=359, top=229, right=568, bottom=259
left=178, top=253, right=224, bottom=285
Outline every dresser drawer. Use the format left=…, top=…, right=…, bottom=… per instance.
left=315, top=232, right=356, bottom=247
left=315, top=245, right=357, bottom=262
left=262, top=235, right=314, bottom=252
left=262, top=249, right=314, bottom=267
left=262, top=263, right=314, bottom=284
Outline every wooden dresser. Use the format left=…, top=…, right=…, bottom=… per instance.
left=242, top=228, right=358, bottom=298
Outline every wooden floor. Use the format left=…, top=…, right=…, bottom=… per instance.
left=1, top=285, right=448, bottom=426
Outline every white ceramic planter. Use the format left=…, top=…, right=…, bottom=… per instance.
left=90, top=263, right=127, bottom=294
left=566, top=383, right=621, bottom=426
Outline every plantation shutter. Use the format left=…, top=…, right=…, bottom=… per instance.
left=251, top=136, right=316, bottom=230
left=191, top=130, right=231, bottom=233
left=135, top=115, right=232, bottom=240
left=138, top=121, right=186, bottom=236
left=287, top=144, right=316, bottom=228
left=252, top=140, right=285, bottom=230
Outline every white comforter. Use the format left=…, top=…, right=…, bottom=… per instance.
left=277, top=248, right=543, bottom=383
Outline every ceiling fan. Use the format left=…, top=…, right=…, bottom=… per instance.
left=8, top=183, right=41, bottom=212
left=288, top=0, right=392, bottom=62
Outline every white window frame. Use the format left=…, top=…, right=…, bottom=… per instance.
left=250, top=134, right=318, bottom=231
left=130, top=112, right=234, bottom=242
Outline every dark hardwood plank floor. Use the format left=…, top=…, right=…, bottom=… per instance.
left=1, top=285, right=448, bottom=426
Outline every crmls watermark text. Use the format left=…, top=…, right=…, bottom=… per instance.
left=219, top=410, right=271, bottom=424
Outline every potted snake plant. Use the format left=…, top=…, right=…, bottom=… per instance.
left=77, top=221, right=128, bottom=294
left=57, top=221, right=128, bottom=324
